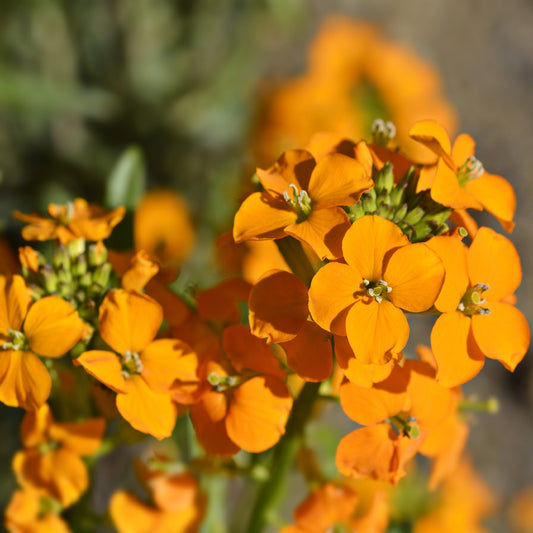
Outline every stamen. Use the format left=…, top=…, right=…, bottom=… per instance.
left=282, top=183, right=313, bottom=222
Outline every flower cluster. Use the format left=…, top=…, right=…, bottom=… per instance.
left=1, top=118, right=528, bottom=532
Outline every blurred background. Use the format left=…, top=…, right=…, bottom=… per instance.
left=0, top=1, right=532, bottom=531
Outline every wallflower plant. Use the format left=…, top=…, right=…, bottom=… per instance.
left=1, top=118, right=528, bottom=533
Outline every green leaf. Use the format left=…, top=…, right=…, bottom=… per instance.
left=105, top=147, right=146, bottom=210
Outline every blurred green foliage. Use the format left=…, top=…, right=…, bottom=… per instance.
left=0, top=0, right=309, bottom=240
left=0, top=0, right=313, bottom=518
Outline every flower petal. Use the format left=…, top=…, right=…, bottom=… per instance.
left=0, top=350, right=51, bottom=410
left=335, top=423, right=407, bottom=484
left=190, top=391, right=240, bottom=457
left=286, top=207, right=350, bottom=260
left=342, top=216, right=408, bottom=282
left=425, top=235, right=469, bottom=313
left=430, top=312, right=484, bottom=387
left=256, top=150, right=316, bottom=195
left=49, top=418, right=106, bottom=456
left=141, top=338, right=197, bottom=393
left=308, top=262, right=358, bottom=336
left=110, top=491, right=161, bottom=533
left=75, top=350, right=127, bottom=393
left=408, top=120, right=455, bottom=168
left=24, top=297, right=84, bottom=358
left=249, top=270, right=309, bottom=344
left=467, top=226, right=521, bottom=302
left=116, top=375, right=177, bottom=440
left=233, top=192, right=296, bottom=243
left=0, top=275, right=31, bottom=334
left=385, top=243, right=445, bottom=313
left=307, top=153, right=372, bottom=209
left=431, top=159, right=483, bottom=210
left=226, top=376, right=292, bottom=453
left=222, top=324, right=286, bottom=378
left=13, top=447, right=88, bottom=507
left=334, top=335, right=395, bottom=386
left=471, top=302, right=529, bottom=372
left=99, top=290, right=163, bottom=354
left=281, top=321, right=333, bottom=382
left=465, top=173, right=516, bottom=232
left=339, top=370, right=409, bottom=426
left=345, top=299, right=409, bottom=365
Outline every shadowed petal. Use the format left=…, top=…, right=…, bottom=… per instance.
left=286, top=207, right=350, bottom=260
left=249, top=270, right=308, bottom=344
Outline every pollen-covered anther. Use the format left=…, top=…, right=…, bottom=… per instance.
left=121, top=350, right=143, bottom=377
left=2, top=328, right=30, bottom=351
left=364, top=279, right=392, bottom=303
left=282, top=183, right=312, bottom=222
left=371, top=118, right=397, bottom=145
left=458, top=283, right=491, bottom=316
left=458, top=156, right=484, bottom=185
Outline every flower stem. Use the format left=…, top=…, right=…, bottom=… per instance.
left=244, top=381, right=321, bottom=533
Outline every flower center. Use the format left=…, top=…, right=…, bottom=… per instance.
left=363, top=279, right=391, bottom=303
left=121, top=350, right=143, bottom=378
left=1, top=328, right=30, bottom=351
left=457, top=156, right=484, bottom=186
left=458, top=283, right=490, bottom=316
left=283, top=183, right=313, bottom=223
left=207, top=372, right=242, bottom=392
left=371, top=118, right=396, bottom=146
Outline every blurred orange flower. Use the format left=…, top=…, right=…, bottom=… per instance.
left=12, top=404, right=105, bottom=507
left=254, top=17, right=457, bottom=166
left=14, top=198, right=125, bottom=244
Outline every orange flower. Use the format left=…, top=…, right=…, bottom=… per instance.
left=190, top=324, right=292, bottom=455
left=12, top=404, right=105, bottom=507
left=76, top=289, right=196, bottom=439
left=337, top=360, right=455, bottom=484
left=309, top=215, right=445, bottom=364
left=429, top=227, right=529, bottom=386
left=280, top=482, right=359, bottom=533
left=110, top=458, right=206, bottom=533
left=5, top=487, right=70, bottom=533
left=254, top=17, right=456, bottom=166
left=410, top=120, right=516, bottom=232
left=14, top=198, right=125, bottom=244
left=413, top=458, right=497, bottom=533
left=233, top=149, right=372, bottom=259
left=248, top=269, right=333, bottom=382
left=133, top=190, right=195, bottom=281
left=0, top=275, right=85, bottom=410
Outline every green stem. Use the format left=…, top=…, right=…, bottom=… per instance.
left=275, top=236, right=317, bottom=287
left=244, top=381, right=321, bottom=533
